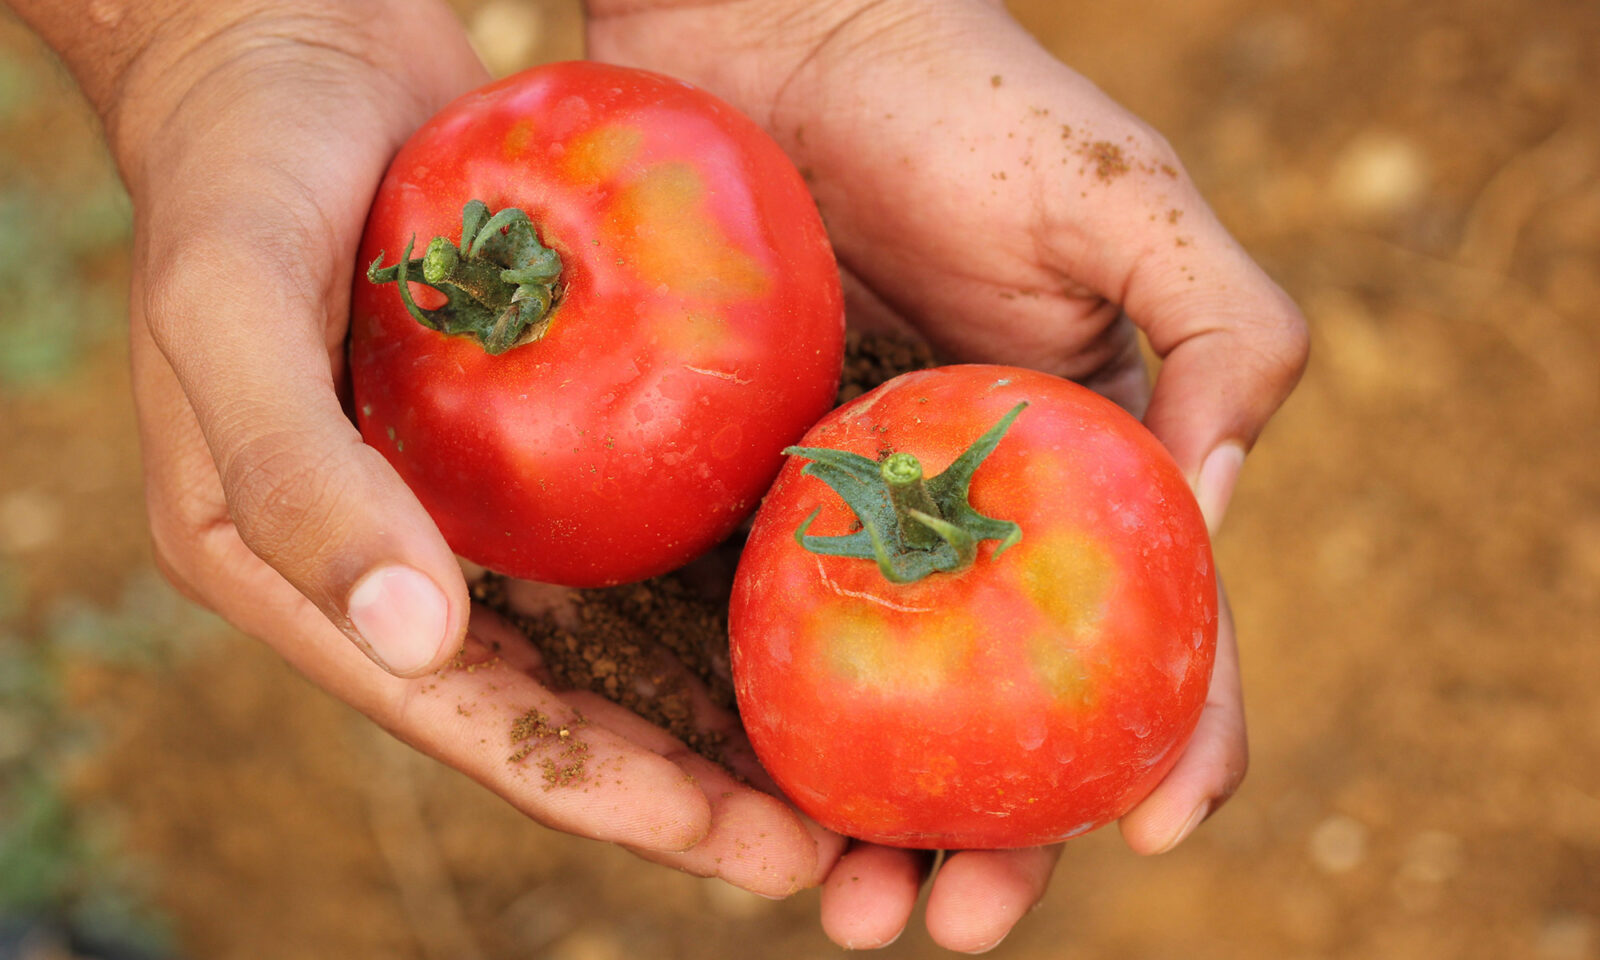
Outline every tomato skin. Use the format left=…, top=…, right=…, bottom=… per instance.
left=729, top=366, right=1217, bottom=849
left=351, top=62, right=843, bottom=586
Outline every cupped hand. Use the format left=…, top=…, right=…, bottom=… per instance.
left=109, top=1, right=837, bottom=897
left=589, top=0, right=1307, bottom=949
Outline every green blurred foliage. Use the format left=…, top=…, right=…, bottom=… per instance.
left=0, top=569, right=216, bottom=953
left=0, top=36, right=132, bottom=388
left=0, top=57, right=29, bottom=123
left=0, top=180, right=131, bottom=387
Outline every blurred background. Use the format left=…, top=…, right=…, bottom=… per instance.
left=1, top=0, right=1596, bottom=957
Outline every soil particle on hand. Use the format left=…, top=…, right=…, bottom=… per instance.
left=507, top=707, right=591, bottom=788
left=1083, top=140, right=1132, bottom=181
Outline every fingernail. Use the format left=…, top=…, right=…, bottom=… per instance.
left=1194, top=443, right=1245, bottom=536
left=1157, top=802, right=1211, bottom=854
left=347, top=565, right=450, bottom=675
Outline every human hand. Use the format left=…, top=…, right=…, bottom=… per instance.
left=11, top=0, right=838, bottom=896
left=588, top=0, right=1307, bottom=949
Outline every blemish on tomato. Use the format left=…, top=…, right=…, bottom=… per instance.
left=501, top=118, right=537, bottom=160
left=563, top=125, right=643, bottom=183
left=913, top=754, right=960, bottom=797
left=1017, top=531, right=1113, bottom=639
left=648, top=308, right=732, bottom=365
left=604, top=163, right=768, bottom=299
left=1027, top=635, right=1093, bottom=706
left=836, top=793, right=905, bottom=832
left=684, top=365, right=751, bottom=385
left=817, top=605, right=975, bottom=693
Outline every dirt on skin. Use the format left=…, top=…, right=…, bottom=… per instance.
left=507, top=708, right=591, bottom=787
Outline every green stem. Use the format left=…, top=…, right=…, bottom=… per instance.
left=366, top=200, right=563, bottom=355
left=881, top=453, right=943, bottom=550
left=786, top=402, right=1028, bottom=584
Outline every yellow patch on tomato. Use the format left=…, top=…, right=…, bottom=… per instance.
left=1017, top=530, right=1113, bottom=638
left=501, top=118, right=538, bottom=160
left=816, top=604, right=977, bottom=694
left=562, top=125, right=643, bottom=184
left=1027, top=634, right=1095, bottom=706
left=1015, top=530, right=1114, bottom=704
left=605, top=163, right=768, bottom=299
left=647, top=306, right=730, bottom=363
left=837, top=793, right=905, bottom=832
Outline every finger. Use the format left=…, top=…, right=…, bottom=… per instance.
left=1118, top=582, right=1246, bottom=855
left=478, top=587, right=849, bottom=893
left=1118, top=186, right=1309, bottom=531
left=136, top=176, right=468, bottom=678
left=131, top=343, right=717, bottom=851
left=1070, top=313, right=1149, bottom=417
left=924, top=845, right=1063, bottom=954
left=583, top=695, right=840, bottom=897
left=395, top=625, right=716, bottom=852
left=839, top=262, right=919, bottom=338
left=819, top=843, right=933, bottom=950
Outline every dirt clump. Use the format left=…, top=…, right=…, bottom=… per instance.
left=475, top=573, right=734, bottom=762
left=838, top=328, right=938, bottom=402
left=507, top=708, right=591, bottom=788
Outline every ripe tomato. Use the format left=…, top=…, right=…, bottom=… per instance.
left=350, top=61, right=843, bottom=586
left=729, top=366, right=1216, bottom=849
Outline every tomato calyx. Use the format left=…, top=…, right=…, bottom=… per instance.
left=366, top=199, right=563, bottom=355
left=786, top=402, right=1027, bottom=584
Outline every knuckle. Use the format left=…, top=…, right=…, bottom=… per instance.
left=1253, top=297, right=1312, bottom=389
left=217, top=428, right=352, bottom=567
left=137, top=181, right=331, bottom=356
left=139, top=234, right=230, bottom=351
left=143, top=487, right=238, bottom=615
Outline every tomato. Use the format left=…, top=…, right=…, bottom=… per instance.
left=350, top=61, right=844, bottom=586
left=729, top=366, right=1217, bottom=849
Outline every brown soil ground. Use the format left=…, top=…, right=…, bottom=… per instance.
left=2, top=0, right=1598, bottom=958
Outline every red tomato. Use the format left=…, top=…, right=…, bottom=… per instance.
left=729, top=366, right=1217, bottom=849
left=351, top=61, right=843, bottom=586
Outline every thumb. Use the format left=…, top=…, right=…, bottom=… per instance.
left=1122, top=204, right=1309, bottom=533
left=139, top=218, right=468, bottom=678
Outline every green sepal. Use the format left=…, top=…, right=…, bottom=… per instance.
left=786, top=402, right=1027, bottom=584
left=366, top=200, right=563, bottom=355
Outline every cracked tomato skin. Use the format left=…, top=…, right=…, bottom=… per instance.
left=729, top=366, right=1217, bottom=849
left=351, top=61, right=843, bottom=586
